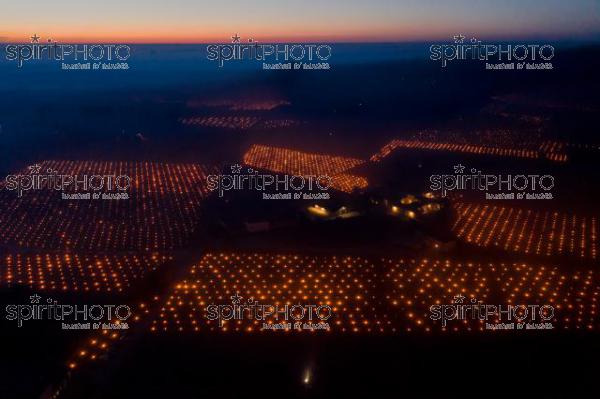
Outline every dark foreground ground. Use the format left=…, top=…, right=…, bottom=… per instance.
left=58, top=333, right=600, bottom=398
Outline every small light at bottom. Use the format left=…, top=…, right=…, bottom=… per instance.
left=303, top=369, right=311, bottom=385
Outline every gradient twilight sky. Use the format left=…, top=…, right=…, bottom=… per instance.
left=1, top=0, right=599, bottom=43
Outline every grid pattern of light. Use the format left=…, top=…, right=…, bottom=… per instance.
left=452, top=202, right=598, bottom=259
left=180, top=116, right=261, bottom=130
left=0, top=161, right=215, bottom=251
left=371, top=139, right=568, bottom=163
left=0, top=253, right=169, bottom=292
left=260, top=119, right=301, bottom=129
left=243, top=144, right=367, bottom=193
left=187, top=99, right=290, bottom=111
left=150, top=252, right=599, bottom=334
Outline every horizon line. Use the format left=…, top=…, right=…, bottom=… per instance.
left=2, top=32, right=600, bottom=45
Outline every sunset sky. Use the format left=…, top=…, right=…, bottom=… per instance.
left=1, top=0, right=599, bottom=43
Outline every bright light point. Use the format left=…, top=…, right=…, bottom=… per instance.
left=303, top=369, right=311, bottom=385
left=307, top=205, right=329, bottom=217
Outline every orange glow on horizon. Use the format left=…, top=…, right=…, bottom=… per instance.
left=0, top=24, right=527, bottom=44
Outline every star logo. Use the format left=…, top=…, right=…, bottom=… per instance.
left=231, top=33, right=241, bottom=43
left=453, top=34, right=465, bottom=44
left=30, top=294, right=41, bottom=303
left=230, top=164, right=242, bottom=174
left=30, top=34, right=40, bottom=43
left=453, top=164, right=465, bottom=174
left=230, top=292, right=243, bottom=305
left=28, top=164, right=42, bottom=174
left=453, top=294, right=465, bottom=304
